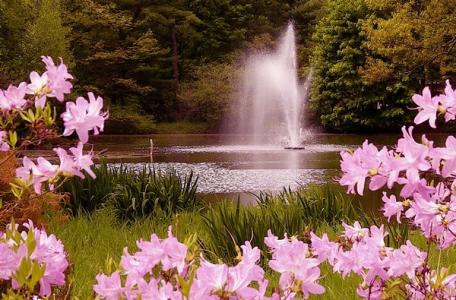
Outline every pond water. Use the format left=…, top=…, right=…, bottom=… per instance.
left=87, top=133, right=406, bottom=197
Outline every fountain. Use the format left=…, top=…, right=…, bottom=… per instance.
left=236, top=22, right=310, bottom=149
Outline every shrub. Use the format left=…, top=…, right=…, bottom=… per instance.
left=60, top=164, right=201, bottom=220
left=111, top=167, right=200, bottom=221
left=60, top=163, right=114, bottom=214
left=0, top=220, right=69, bottom=298
left=104, top=105, right=156, bottom=134
left=201, top=184, right=360, bottom=262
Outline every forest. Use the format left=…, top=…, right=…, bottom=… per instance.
left=0, top=0, right=455, bottom=133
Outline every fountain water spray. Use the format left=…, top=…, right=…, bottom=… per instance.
left=236, top=23, right=310, bottom=148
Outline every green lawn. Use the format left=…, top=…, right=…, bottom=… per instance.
left=49, top=205, right=456, bottom=299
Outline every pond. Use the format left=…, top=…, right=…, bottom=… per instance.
left=25, top=132, right=449, bottom=206
left=85, top=133, right=407, bottom=200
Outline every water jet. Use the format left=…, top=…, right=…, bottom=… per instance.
left=236, top=22, right=310, bottom=149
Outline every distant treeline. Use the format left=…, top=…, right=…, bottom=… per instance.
left=0, top=0, right=455, bottom=132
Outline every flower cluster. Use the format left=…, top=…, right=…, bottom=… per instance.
left=94, top=221, right=456, bottom=299
left=336, top=82, right=456, bottom=297
left=310, top=221, right=456, bottom=299
left=265, top=230, right=324, bottom=298
left=0, top=221, right=68, bottom=297
left=0, top=56, right=108, bottom=195
left=310, top=223, right=446, bottom=299
left=413, top=80, right=456, bottom=127
left=16, top=143, right=95, bottom=194
left=340, top=82, right=456, bottom=249
left=94, top=228, right=328, bottom=299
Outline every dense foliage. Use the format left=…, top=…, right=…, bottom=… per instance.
left=3, top=0, right=453, bottom=131
left=2, top=57, right=456, bottom=298
left=311, top=0, right=456, bottom=131
left=0, top=0, right=326, bottom=130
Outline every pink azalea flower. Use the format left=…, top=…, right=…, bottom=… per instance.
left=69, top=143, right=96, bottom=179
left=0, top=131, right=10, bottom=152
left=310, top=232, right=338, bottom=264
left=41, top=56, right=73, bottom=101
left=441, top=273, right=456, bottom=298
left=343, top=221, right=368, bottom=241
left=61, top=92, right=108, bottom=144
left=382, top=193, right=403, bottom=223
left=16, top=157, right=57, bottom=194
left=0, top=243, right=18, bottom=280
left=54, top=147, right=81, bottom=178
left=27, top=71, right=49, bottom=98
left=441, top=80, right=456, bottom=122
left=431, top=135, right=456, bottom=177
left=266, top=233, right=324, bottom=298
left=332, top=244, right=367, bottom=277
left=397, top=177, right=435, bottom=198
left=264, top=230, right=289, bottom=249
left=121, top=248, right=149, bottom=279
left=406, top=193, right=448, bottom=239
left=0, top=83, right=28, bottom=111
left=191, top=261, right=228, bottom=297
left=137, top=279, right=182, bottom=300
left=385, top=241, right=426, bottom=279
left=339, top=140, right=382, bottom=195
left=364, top=225, right=387, bottom=248
left=34, top=95, right=47, bottom=108
left=191, top=241, right=264, bottom=299
left=133, top=234, right=165, bottom=274
left=160, top=227, right=188, bottom=273
left=0, top=222, right=69, bottom=297
left=94, top=271, right=124, bottom=300
left=27, top=225, right=68, bottom=296
left=395, top=126, right=430, bottom=184
left=412, top=86, right=440, bottom=128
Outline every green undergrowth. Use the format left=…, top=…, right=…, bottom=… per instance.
left=49, top=182, right=456, bottom=298
left=49, top=209, right=189, bottom=298
left=59, top=163, right=201, bottom=219
left=202, top=184, right=360, bottom=262
left=49, top=206, right=456, bottom=299
left=154, top=121, right=211, bottom=134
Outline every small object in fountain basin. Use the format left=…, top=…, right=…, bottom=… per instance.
left=284, top=146, right=305, bottom=150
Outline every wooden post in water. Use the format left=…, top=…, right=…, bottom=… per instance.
left=150, top=138, right=154, bottom=163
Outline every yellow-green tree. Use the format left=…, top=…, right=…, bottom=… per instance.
left=310, top=0, right=413, bottom=132
left=362, top=0, right=456, bottom=87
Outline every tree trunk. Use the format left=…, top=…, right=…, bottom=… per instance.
left=171, top=23, right=179, bottom=90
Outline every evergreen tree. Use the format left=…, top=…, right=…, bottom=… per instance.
left=64, top=0, right=174, bottom=119
left=292, top=0, right=326, bottom=73
left=310, top=0, right=410, bottom=132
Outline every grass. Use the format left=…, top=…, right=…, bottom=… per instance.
left=50, top=208, right=209, bottom=299
left=202, top=184, right=360, bottom=262
left=154, top=121, right=211, bottom=134
left=49, top=206, right=456, bottom=299
left=48, top=183, right=456, bottom=298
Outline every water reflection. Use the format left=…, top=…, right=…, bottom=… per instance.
left=82, top=133, right=453, bottom=201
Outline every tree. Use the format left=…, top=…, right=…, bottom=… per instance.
left=0, top=0, right=73, bottom=83
left=136, top=0, right=202, bottom=86
left=64, top=0, right=175, bottom=119
left=310, top=0, right=410, bottom=132
left=291, top=0, right=327, bottom=73
left=362, top=0, right=456, bottom=88
left=178, top=62, right=239, bottom=125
